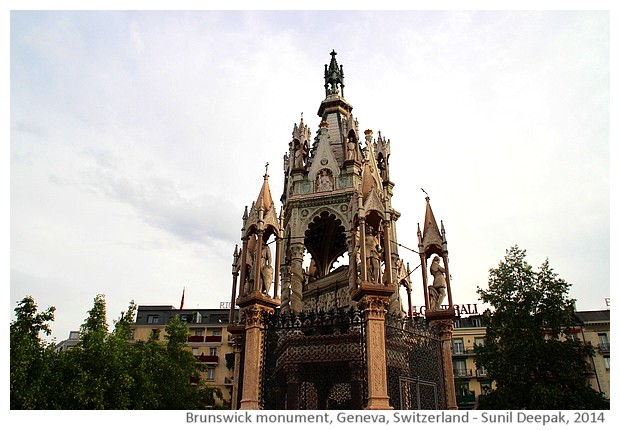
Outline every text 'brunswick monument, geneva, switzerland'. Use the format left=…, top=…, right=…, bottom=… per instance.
left=226, top=51, right=457, bottom=410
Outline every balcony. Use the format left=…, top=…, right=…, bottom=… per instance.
left=476, top=368, right=488, bottom=378
left=187, top=335, right=223, bottom=343
left=452, top=345, right=476, bottom=356
left=456, top=392, right=476, bottom=406
left=453, top=368, right=474, bottom=378
left=197, top=354, right=219, bottom=364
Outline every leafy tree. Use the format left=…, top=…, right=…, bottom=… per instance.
left=11, top=295, right=226, bottom=409
left=10, top=296, right=55, bottom=409
left=475, top=246, right=608, bottom=409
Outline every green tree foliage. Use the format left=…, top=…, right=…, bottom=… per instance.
left=475, top=246, right=608, bottom=409
left=10, top=295, right=225, bottom=409
left=10, top=296, right=55, bottom=409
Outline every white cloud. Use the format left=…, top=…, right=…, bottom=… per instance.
left=10, top=10, right=610, bottom=340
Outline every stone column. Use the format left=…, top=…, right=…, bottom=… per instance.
left=353, top=284, right=395, bottom=410
left=254, top=231, right=264, bottom=295
left=273, top=236, right=281, bottom=299
left=429, top=317, right=458, bottom=410
left=382, top=218, right=393, bottom=284
left=348, top=233, right=358, bottom=292
left=359, top=218, right=367, bottom=282
left=235, top=290, right=280, bottom=410
left=289, top=243, right=304, bottom=313
left=239, top=236, right=249, bottom=296
left=229, top=254, right=239, bottom=324
left=238, top=304, right=267, bottom=409
left=229, top=331, right=244, bottom=410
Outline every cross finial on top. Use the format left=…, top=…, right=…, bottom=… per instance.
left=265, top=162, right=269, bottom=175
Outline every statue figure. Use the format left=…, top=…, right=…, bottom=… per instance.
left=428, top=255, right=447, bottom=311
left=259, top=239, right=274, bottom=296
left=316, top=170, right=332, bottom=192
left=293, top=142, right=307, bottom=169
left=365, top=226, right=382, bottom=283
left=346, top=137, right=358, bottom=161
left=378, top=156, right=388, bottom=181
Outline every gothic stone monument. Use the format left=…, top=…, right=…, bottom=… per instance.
left=228, top=51, right=456, bottom=410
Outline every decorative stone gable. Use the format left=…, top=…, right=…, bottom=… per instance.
left=307, top=121, right=341, bottom=186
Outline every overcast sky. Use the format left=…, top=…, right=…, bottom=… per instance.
left=9, top=8, right=610, bottom=341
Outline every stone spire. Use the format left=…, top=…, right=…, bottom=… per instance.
left=421, top=196, right=443, bottom=254
left=324, top=49, right=345, bottom=98
left=245, top=165, right=279, bottom=239
left=255, top=164, right=274, bottom=211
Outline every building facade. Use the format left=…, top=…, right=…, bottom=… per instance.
left=449, top=309, right=610, bottom=409
left=54, top=330, right=80, bottom=353
left=451, top=314, right=491, bottom=409
left=132, top=305, right=237, bottom=406
left=575, top=310, right=611, bottom=400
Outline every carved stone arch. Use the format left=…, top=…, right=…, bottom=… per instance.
left=301, top=206, right=351, bottom=236
left=347, top=128, right=358, bottom=143
left=363, top=209, right=384, bottom=234
left=302, top=208, right=349, bottom=277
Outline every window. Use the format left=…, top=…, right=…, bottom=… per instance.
left=474, top=337, right=485, bottom=347
left=212, top=329, right=221, bottom=336
left=453, top=359, right=467, bottom=377
left=455, top=381, right=470, bottom=396
left=195, top=312, right=202, bottom=323
left=209, top=347, right=217, bottom=356
left=209, top=314, right=227, bottom=324
left=480, top=382, right=492, bottom=395
left=453, top=319, right=461, bottom=328
left=150, top=329, right=160, bottom=339
left=603, top=357, right=610, bottom=370
left=194, top=329, right=203, bottom=337
left=192, top=348, right=199, bottom=356
left=452, top=338, right=465, bottom=354
left=147, top=314, right=159, bottom=324
left=130, top=329, right=135, bottom=340
left=206, top=367, right=215, bottom=381
left=598, top=333, right=610, bottom=353
left=471, top=318, right=481, bottom=327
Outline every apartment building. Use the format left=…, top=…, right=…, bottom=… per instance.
left=451, top=309, right=611, bottom=409
left=132, top=305, right=237, bottom=406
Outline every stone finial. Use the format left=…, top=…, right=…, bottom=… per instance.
left=324, top=50, right=345, bottom=97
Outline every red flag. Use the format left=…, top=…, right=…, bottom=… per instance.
left=180, top=287, right=185, bottom=309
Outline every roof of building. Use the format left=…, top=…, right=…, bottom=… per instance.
left=134, top=305, right=236, bottom=326
left=574, top=309, right=610, bottom=324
